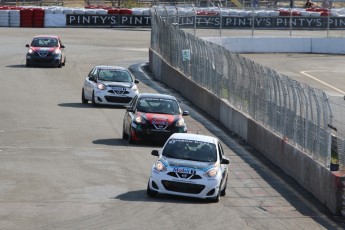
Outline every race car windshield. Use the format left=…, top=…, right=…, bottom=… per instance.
left=98, top=69, right=133, bottom=82
left=137, top=98, right=180, bottom=115
left=31, top=37, right=58, bottom=47
left=162, top=139, right=217, bottom=162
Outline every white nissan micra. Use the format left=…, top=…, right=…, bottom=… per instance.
left=147, top=133, right=229, bottom=202
left=81, top=65, right=139, bottom=107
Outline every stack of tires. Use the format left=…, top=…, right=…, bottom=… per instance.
left=0, top=9, right=10, bottom=27
left=32, top=8, right=44, bottom=27
left=20, top=8, right=33, bottom=27
left=9, top=9, right=20, bottom=27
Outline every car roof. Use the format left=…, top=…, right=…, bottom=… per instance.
left=168, top=133, right=218, bottom=144
left=34, top=35, right=59, bottom=39
left=95, top=66, right=128, bottom=71
left=138, top=93, right=177, bottom=100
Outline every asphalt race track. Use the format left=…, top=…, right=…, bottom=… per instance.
left=0, top=28, right=344, bottom=230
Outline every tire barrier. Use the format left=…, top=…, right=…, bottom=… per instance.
left=32, top=8, right=44, bottom=27
left=2, top=5, right=345, bottom=28
left=20, top=8, right=33, bottom=27
left=9, top=10, right=20, bottom=27
left=0, top=9, right=10, bottom=27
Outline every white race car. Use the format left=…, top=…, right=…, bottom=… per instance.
left=147, top=133, right=230, bottom=202
left=81, top=65, right=139, bottom=106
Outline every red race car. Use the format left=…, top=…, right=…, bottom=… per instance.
left=25, top=35, right=66, bottom=68
left=122, top=93, right=189, bottom=144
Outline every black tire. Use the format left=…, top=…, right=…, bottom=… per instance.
left=220, top=177, right=228, bottom=196
left=81, top=89, right=88, bottom=104
left=209, top=190, right=220, bottom=203
left=26, top=61, right=30, bottom=67
left=147, top=182, right=157, bottom=197
left=128, top=129, right=135, bottom=144
left=57, top=60, right=62, bottom=68
left=62, top=58, right=66, bottom=66
left=122, top=124, right=128, bottom=139
left=92, top=91, right=98, bottom=107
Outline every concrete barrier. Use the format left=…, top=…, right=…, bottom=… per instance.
left=149, top=48, right=345, bottom=215
left=203, top=37, right=345, bottom=54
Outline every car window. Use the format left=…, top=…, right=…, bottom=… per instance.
left=162, top=139, right=217, bottom=162
left=88, top=68, right=97, bottom=80
left=31, top=37, right=58, bottom=47
left=218, top=142, right=224, bottom=160
left=136, top=98, right=180, bottom=115
left=129, top=95, right=138, bottom=109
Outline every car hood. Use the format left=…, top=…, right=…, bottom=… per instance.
left=99, top=81, right=133, bottom=88
left=139, top=112, right=180, bottom=125
left=162, top=157, right=216, bottom=170
left=30, top=47, right=56, bottom=52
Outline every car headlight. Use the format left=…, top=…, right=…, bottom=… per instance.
left=154, top=161, right=166, bottom=172
left=28, top=49, right=34, bottom=54
left=131, top=85, right=138, bottom=93
left=97, top=83, right=107, bottom=90
left=175, top=117, right=185, bottom=127
left=204, top=167, right=218, bottom=178
left=135, top=115, right=147, bottom=124
left=53, top=48, right=61, bottom=55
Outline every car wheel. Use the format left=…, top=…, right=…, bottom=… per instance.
left=147, top=182, right=158, bottom=197
left=220, top=176, right=228, bottom=196
left=26, top=61, right=30, bottom=67
left=57, top=60, right=62, bottom=68
left=209, top=190, right=220, bottom=203
left=128, top=129, right=135, bottom=144
left=122, top=124, right=128, bottom=139
left=62, top=58, right=66, bottom=66
left=92, top=91, right=98, bottom=107
left=81, top=89, right=88, bottom=104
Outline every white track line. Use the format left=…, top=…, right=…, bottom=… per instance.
left=301, top=70, right=345, bottom=95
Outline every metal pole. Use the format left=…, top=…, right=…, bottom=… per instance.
left=290, top=7, right=292, bottom=37
left=219, top=6, right=222, bottom=37
left=192, top=5, right=197, bottom=36
left=251, top=6, right=255, bottom=37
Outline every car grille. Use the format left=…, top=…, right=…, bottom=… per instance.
left=167, top=172, right=202, bottom=180
left=149, top=123, right=173, bottom=131
left=161, top=180, right=205, bottom=194
left=107, top=89, right=129, bottom=95
left=104, top=96, right=132, bottom=103
left=36, top=52, right=52, bottom=57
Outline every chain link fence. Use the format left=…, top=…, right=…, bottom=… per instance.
left=150, top=7, right=345, bottom=170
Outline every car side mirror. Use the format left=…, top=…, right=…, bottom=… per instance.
left=182, top=111, right=189, bottom=116
left=151, top=150, right=159, bottom=156
left=221, top=157, right=230, bottom=165
left=25, top=44, right=29, bottom=47
left=126, top=107, right=134, bottom=112
left=134, top=79, right=139, bottom=83
left=60, top=45, right=65, bottom=48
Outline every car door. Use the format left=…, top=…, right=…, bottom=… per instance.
left=84, top=68, right=98, bottom=99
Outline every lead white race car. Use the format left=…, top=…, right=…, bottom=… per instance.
left=147, top=133, right=230, bottom=202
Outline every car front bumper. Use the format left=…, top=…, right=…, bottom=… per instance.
left=148, top=170, right=221, bottom=199
left=94, top=91, right=137, bottom=106
left=26, top=54, right=62, bottom=67
left=130, top=124, right=187, bottom=142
